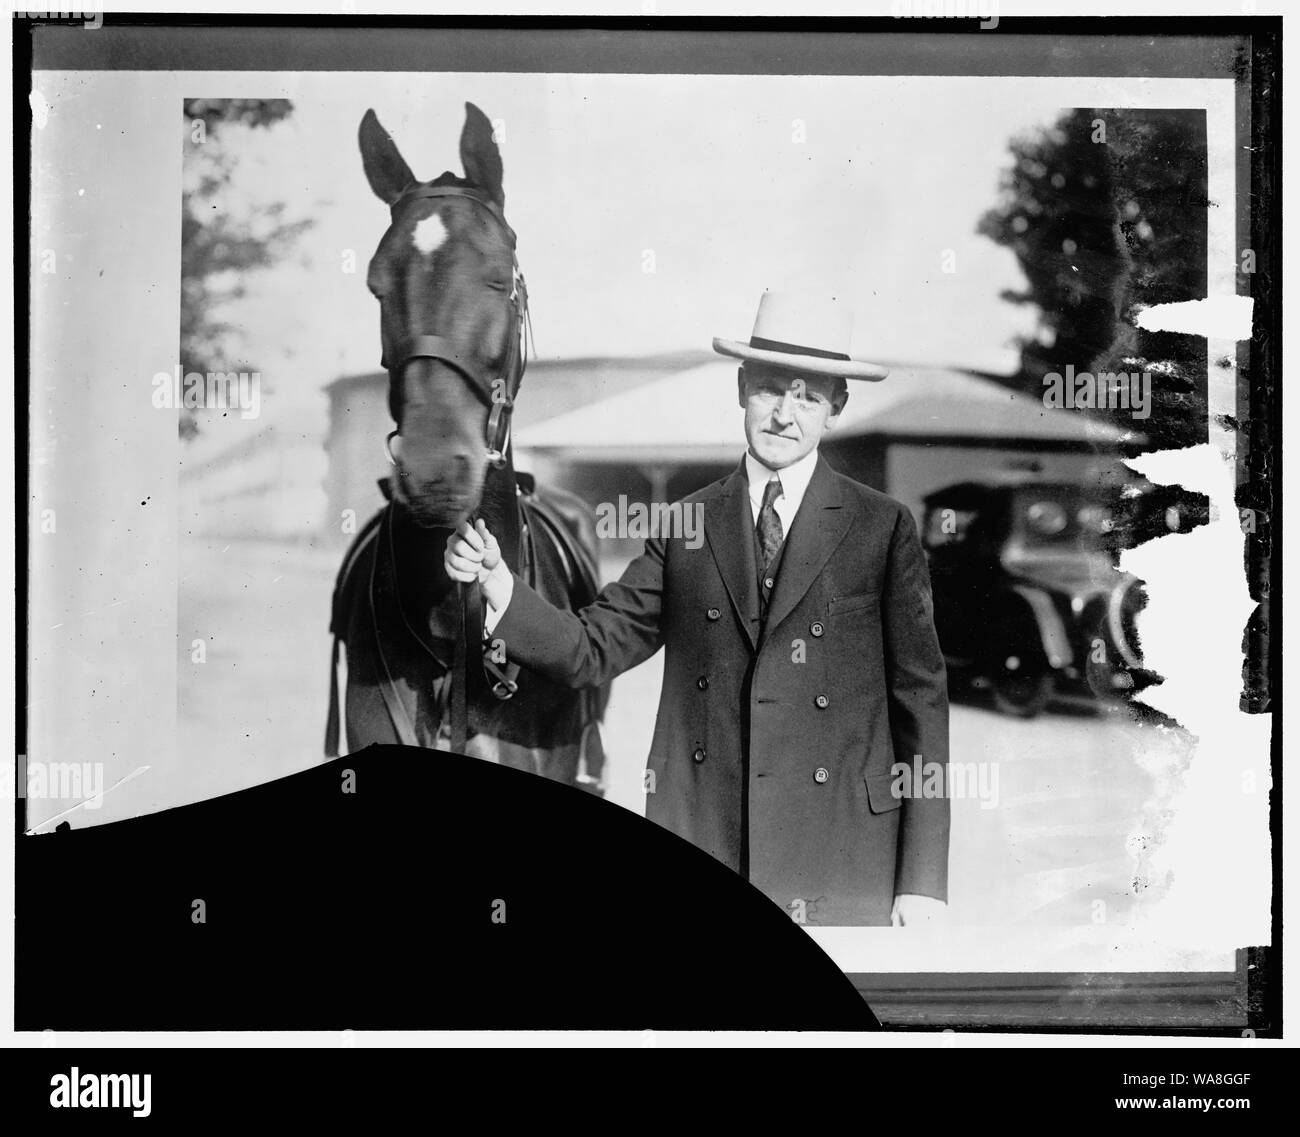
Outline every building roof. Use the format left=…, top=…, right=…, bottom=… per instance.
left=326, top=350, right=715, bottom=433
left=513, top=361, right=1144, bottom=464
left=179, top=422, right=320, bottom=480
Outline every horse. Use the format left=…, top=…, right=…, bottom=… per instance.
left=325, top=102, right=608, bottom=792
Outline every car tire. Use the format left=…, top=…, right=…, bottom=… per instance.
left=984, top=606, right=1055, bottom=718
left=1081, top=581, right=1144, bottom=703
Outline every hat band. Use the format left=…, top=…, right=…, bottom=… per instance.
left=748, top=335, right=850, bottom=362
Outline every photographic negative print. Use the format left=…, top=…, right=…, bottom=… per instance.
left=14, top=13, right=1279, bottom=1034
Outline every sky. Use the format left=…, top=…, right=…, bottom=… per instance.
left=161, top=69, right=1233, bottom=464
left=196, top=73, right=1061, bottom=445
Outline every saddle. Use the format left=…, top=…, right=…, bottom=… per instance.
left=325, top=473, right=608, bottom=784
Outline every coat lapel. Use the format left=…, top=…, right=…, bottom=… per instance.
left=762, top=455, right=853, bottom=642
left=703, top=460, right=761, bottom=651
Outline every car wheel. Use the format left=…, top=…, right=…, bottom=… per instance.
left=984, top=608, right=1055, bottom=717
left=1083, top=644, right=1135, bottom=703
left=1082, top=580, right=1145, bottom=703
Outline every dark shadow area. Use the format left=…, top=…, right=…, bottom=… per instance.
left=17, top=746, right=877, bottom=1031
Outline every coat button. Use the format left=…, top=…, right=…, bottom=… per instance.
left=692, top=747, right=706, bottom=763
left=814, top=767, right=829, bottom=784
left=815, top=694, right=829, bottom=709
left=764, top=577, right=775, bottom=590
left=706, top=607, right=721, bottom=621
left=810, top=621, right=824, bottom=637
left=696, top=675, right=708, bottom=690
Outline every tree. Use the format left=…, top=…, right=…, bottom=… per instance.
left=180, top=99, right=313, bottom=440
left=978, top=108, right=1209, bottom=450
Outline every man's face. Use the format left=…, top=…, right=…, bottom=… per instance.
left=739, top=364, right=847, bottom=470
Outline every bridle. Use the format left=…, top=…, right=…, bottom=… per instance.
left=380, top=183, right=531, bottom=473
left=373, top=183, right=531, bottom=750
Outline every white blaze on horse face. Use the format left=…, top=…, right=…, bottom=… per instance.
left=411, top=213, right=449, bottom=256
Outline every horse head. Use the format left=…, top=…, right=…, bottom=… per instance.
left=359, top=102, right=525, bottom=529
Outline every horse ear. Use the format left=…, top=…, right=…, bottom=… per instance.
left=359, top=109, right=416, bottom=205
left=459, top=102, right=504, bottom=208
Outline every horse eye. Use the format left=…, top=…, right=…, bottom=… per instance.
left=487, top=280, right=509, bottom=292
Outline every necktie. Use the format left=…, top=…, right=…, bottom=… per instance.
left=756, top=476, right=784, bottom=571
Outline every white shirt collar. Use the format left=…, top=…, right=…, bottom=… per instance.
left=744, top=446, right=820, bottom=518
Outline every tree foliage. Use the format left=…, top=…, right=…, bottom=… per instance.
left=978, top=108, right=1209, bottom=450
left=179, top=99, right=312, bottom=440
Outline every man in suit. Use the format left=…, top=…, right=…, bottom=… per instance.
left=447, top=291, right=950, bottom=926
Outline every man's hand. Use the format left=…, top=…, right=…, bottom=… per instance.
left=445, top=519, right=512, bottom=611
left=890, top=894, right=948, bottom=927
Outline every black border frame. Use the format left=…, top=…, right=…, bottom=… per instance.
left=13, top=13, right=1282, bottom=1037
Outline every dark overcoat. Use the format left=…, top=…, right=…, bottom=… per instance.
left=493, top=454, right=950, bottom=924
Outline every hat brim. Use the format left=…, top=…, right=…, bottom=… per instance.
left=712, top=337, right=890, bottom=381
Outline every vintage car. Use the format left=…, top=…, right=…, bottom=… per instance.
left=920, top=473, right=1156, bottom=717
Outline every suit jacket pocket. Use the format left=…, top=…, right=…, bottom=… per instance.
left=864, top=771, right=904, bottom=815
left=829, top=589, right=882, bottom=617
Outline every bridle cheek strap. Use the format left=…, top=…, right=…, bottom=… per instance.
left=484, top=398, right=512, bottom=469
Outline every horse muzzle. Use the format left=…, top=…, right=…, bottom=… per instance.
left=395, top=480, right=477, bottom=528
